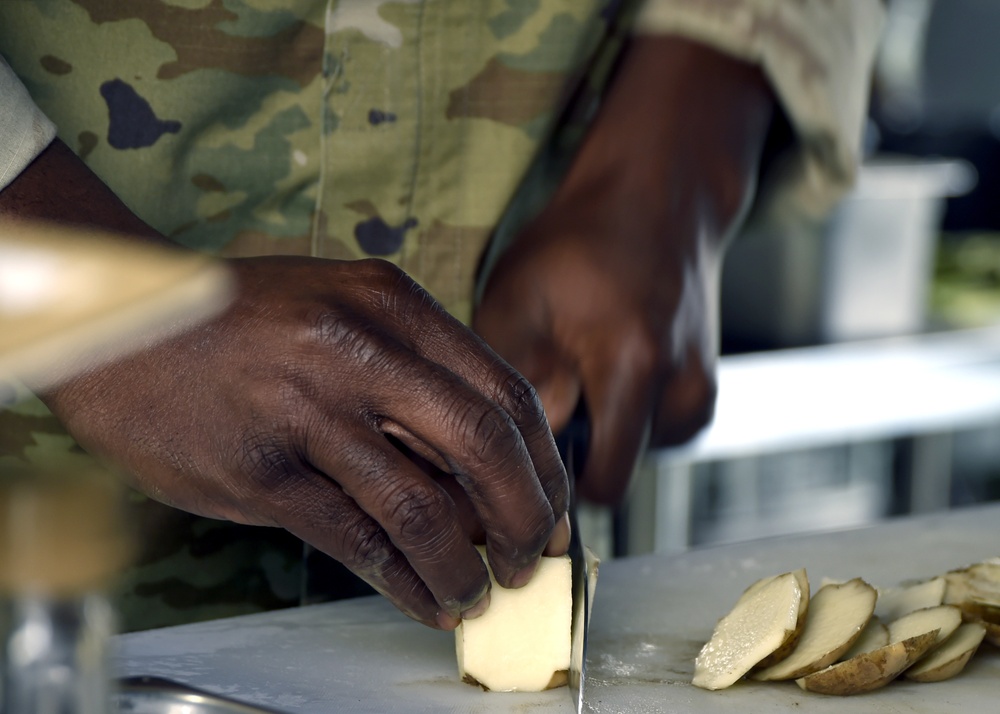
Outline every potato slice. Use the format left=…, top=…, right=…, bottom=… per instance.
left=943, top=561, right=1000, bottom=610
left=953, top=601, right=1000, bottom=633
left=692, top=571, right=804, bottom=690
left=796, top=631, right=938, bottom=695
left=839, top=616, right=888, bottom=660
left=875, top=577, right=945, bottom=621
left=456, top=552, right=571, bottom=692
left=753, top=568, right=810, bottom=669
left=980, top=620, right=1000, bottom=647
left=753, top=578, right=876, bottom=681
left=888, top=605, right=962, bottom=647
left=796, top=603, right=959, bottom=695
left=905, top=622, right=987, bottom=682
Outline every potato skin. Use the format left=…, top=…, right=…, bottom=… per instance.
left=796, top=631, right=938, bottom=696
left=906, top=622, right=987, bottom=683
left=697, top=561, right=999, bottom=697
left=754, top=578, right=877, bottom=681
left=905, top=648, right=976, bottom=683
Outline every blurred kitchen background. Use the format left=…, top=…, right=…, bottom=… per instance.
left=604, top=0, right=1000, bottom=560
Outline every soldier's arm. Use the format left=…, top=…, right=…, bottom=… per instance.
left=474, top=1, right=886, bottom=504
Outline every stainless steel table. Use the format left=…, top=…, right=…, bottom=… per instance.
left=115, top=503, right=1000, bottom=713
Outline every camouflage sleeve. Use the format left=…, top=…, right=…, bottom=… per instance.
left=0, top=55, right=56, bottom=191
left=632, top=0, right=886, bottom=220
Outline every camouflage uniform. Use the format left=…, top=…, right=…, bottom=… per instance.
left=0, top=0, right=884, bottom=631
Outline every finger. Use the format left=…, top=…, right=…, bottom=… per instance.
left=367, top=350, right=560, bottom=586
left=376, top=435, right=487, bottom=546
left=260, top=466, right=458, bottom=629
left=575, top=334, right=658, bottom=505
left=378, top=280, right=570, bottom=526
left=419, top=464, right=574, bottom=558
left=472, top=301, right=575, bottom=555
left=430, top=470, right=486, bottom=543
left=435, top=349, right=568, bottom=531
left=304, top=428, right=491, bottom=622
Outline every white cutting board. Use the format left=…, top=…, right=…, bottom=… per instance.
left=116, top=503, right=1000, bottom=713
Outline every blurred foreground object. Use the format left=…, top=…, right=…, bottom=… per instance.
left=0, top=467, right=127, bottom=714
left=0, top=219, right=233, bottom=390
left=0, top=219, right=232, bottom=712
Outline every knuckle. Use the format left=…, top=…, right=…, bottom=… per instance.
left=654, top=360, right=718, bottom=446
left=357, top=259, right=441, bottom=316
left=357, top=257, right=407, bottom=285
left=309, top=308, right=401, bottom=380
left=311, top=309, right=371, bottom=356
left=677, top=349, right=718, bottom=424
left=456, top=404, right=519, bottom=468
left=494, top=370, right=545, bottom=423
left=235, top=431, right=300, bottom=495
left=618, top=318, right=663, bottom=376
left=342, top=519, right=397, bottom=577
left=681, top=370, right=718, bottom=432
left=387, top=485, right=452, bottom=546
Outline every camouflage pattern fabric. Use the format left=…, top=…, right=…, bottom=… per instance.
left=634, top=0, right=886, bottom=224
left=0, top=0, right=881, bottom=631
left=0, top=0, right=621, bottom=322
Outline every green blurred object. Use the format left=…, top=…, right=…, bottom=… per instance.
left=931, top=232, right=1000, bottom=329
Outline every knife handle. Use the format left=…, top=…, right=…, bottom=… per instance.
left=554, top=405, right=590, bottom=480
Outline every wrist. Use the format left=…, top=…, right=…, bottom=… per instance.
left=551, top=35, right=775, bottom=250
left=0, top=138, right=166, bottom=244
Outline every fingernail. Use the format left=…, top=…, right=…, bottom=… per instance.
left=510, top=559, right=538, bottom=589
left=544, top=512, right=571, bottom=556
left=461, top=591, right=491, bottom=620
left=436, top=611, right=461, bottom=630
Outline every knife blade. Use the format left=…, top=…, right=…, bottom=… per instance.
left=556, top=417, right=590, bottom=714
left=115, top=675, right=288, bottom=713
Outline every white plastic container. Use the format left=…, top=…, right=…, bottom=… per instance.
left=722, top=156, right=976, bottom=346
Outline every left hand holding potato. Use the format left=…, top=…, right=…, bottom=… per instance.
left=474, top=36, right=775, bottom=504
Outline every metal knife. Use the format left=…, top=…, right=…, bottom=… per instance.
left=556, top=417, right=591, bottom=714
left=115, top=675, right=287, bottom=713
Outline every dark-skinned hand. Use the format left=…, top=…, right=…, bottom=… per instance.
left=0, top=140, right=570, bottom=630
left=474, top=36, right=775, bottom=505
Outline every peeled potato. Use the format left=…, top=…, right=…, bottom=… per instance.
left=456, top=551, right=571, bottom=692
left=753, top=578, right=876, bottom=681
left=692, top=571, right=804, bottom=690
left=905, top=622, right=987, bottom=682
